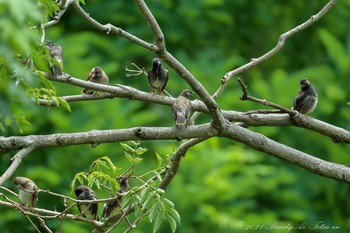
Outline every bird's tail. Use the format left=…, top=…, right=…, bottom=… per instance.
left=52, top=65, right=62, bottom=76
left=176, top=111, right=187, bottom=127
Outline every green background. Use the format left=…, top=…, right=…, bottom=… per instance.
left=1, top=0, right=350, bottom=232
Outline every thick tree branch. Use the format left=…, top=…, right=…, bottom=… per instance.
left=221, top=124, right=350, bottom=184
left=39, top=72, right=350, bottom=144
left=0, top=124, right=217, bottom=154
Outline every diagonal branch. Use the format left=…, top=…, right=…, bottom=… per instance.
left=132, top=1, right=227, bottom=129
left=222, top=0, right=337, bottom=86
left=0, top=146, right=35, bottom=186
left=134, top=0, right=166, bottom=50
left=158, top=138, right=209, bottom=190
left=221, top=124, right=350, bottom=184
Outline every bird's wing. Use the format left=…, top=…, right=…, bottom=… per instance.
left=161, top=69, right=169, bottom=92
left=293, top=90, right=307, bottom=111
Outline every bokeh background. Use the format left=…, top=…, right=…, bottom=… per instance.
left=1, top=0, right=350, bottom=232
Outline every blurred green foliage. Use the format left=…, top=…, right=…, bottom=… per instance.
left=1, top=0, right=350, bottom=232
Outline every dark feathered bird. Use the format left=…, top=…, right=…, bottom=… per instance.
left=292, top=78, right=318, bottom=114
left=172, top=89, right=193, bottom=127
left=46, top=40, right=63, bottom=76
left=13, top=177, right=39, bottom=208
left=75, top=185, right=99, bottom=220
left=82, top=66, right=109, bottom=95
left=147, top=58, right=168, bottom=95
left=101, top=175, right=129, bottom=219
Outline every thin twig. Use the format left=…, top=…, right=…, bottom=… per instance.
left=25, top=215, right=41, bottom=233
left=123, top=209, right=147, bottom=233
left=237, top=78, right=296, bottom=116
left=158, top=138, right=208, bottom=190
left=72, top=1, right=156, bottom=51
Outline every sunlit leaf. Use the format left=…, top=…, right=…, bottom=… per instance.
left=124, top=151, right=134, bottom=163
left=155, top=152, right=163, bottom=168
left=120, top=142, right=135, bottom=153
left=136, top=147, right=148, bottom=155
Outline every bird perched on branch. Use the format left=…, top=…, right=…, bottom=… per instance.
left=147, top=58, right=168, bottom=95
left=82, top=66, right=109, bottom=95
left=13, top=177, right=39, bottom=208
left=46, top=40, right=63, bottom=76
left=75, top=185, right=99, bottom=220
left=172, top=89, right=193, bottom=127
left=292, top=78, right=318, bottom=114
left=101, top=175, right=129, bottom=219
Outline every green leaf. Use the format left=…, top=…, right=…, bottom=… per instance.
left=153, top=171, right=163, bottom=182
left=133, top=157, right=143, bottom=163
left=153, top=211, right=164, bottom=233
left=124, top=151, right=134, bottom=162
left=155, top=152, right=163, bottom=168
left=166, top=214, right=177, bottom=233
left=136, top=147, right=148, bottom=155
left=142, top=194, right=154, bottom=210
left=120, top=142, right=135, bottom=153
left=0, top=123, right=4, bottom=132
left=162, top=198, right=174, bottom=208
left=140, top=188, right=149, bottom=202
left=149, top=203, right=158, bottom=222
left=15, top=115, right=31, bottom=126
left=58, top=98, right=71, bottom=112
left=166, top=207, right=181, bottom=223
left=127, top=141, right=140, bottom=147
left=5, top=115, right=12, bottom=126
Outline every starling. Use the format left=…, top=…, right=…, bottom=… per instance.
left=46, top=40, right=63, bottom=76
left=172, top=89, right=193, bottom=127
left=101, top=175, right=129, bottom=219
left=292, top=78, right=318, bottom=114
left=75, top=185, right=99, bottom=221
left=147, top=58, right=168, bottom=95
left=13, top=177, right=39, bottom=208
left=82, top=66, right=109, bottom=95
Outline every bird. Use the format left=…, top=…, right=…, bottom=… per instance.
left=13, top=177, right=39, bottom=208
left=82, top=66, right=109, bottom=95
left=74, top=185, right=99, bottom=221
left=46, top=40, right=63, bottom=76
left=147, top=58, right=169, bottom=95
left=101, top=175, right=129, bottom=219
left=172, top=89, right=193, bottom=127
left=292, top=78, right=318, bottom=114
